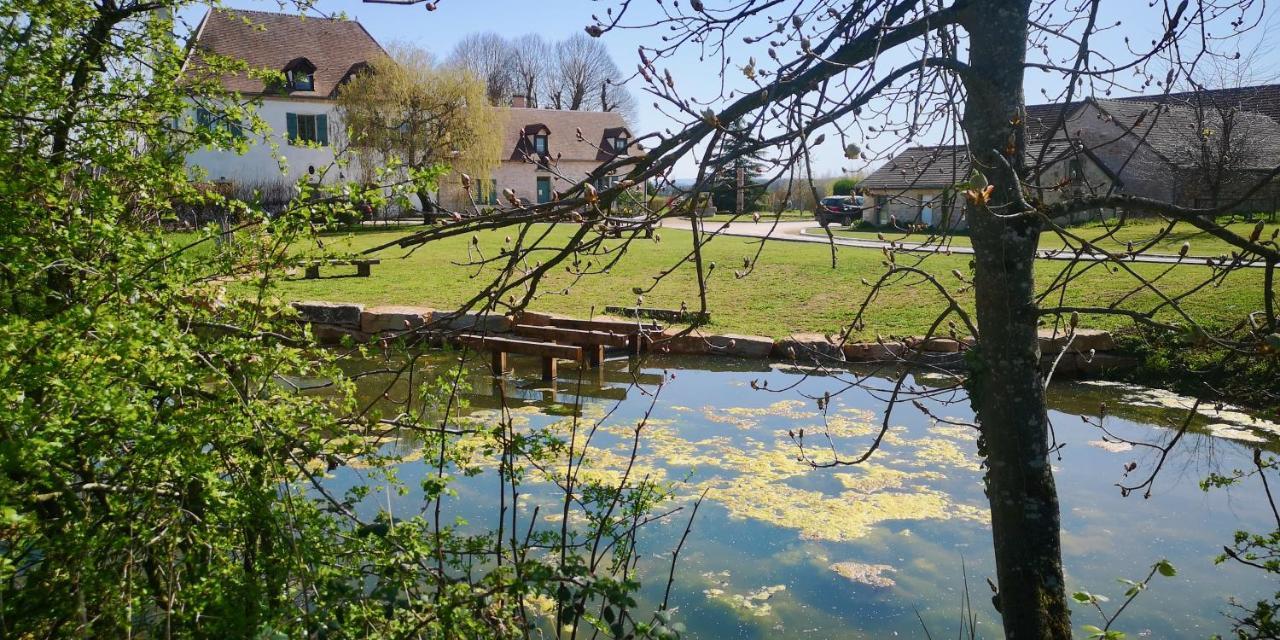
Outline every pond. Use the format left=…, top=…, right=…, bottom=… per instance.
left=318, top=352, right=1279, bottom=638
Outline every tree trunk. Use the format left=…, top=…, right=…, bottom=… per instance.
left=961, top=1, right=1072, bottom=638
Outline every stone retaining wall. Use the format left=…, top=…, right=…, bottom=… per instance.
left=290, top=301, right=1136, bottom=378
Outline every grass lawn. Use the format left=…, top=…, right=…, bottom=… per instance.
left=809, top=215, right=1280, bottom=258
left=243, top=224, right=1267, bottom=339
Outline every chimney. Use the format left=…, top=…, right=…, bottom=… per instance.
left=511, top=95, right=528, bottom=109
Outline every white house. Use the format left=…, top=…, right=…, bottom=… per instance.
left=181, top=8, right=386, bottom=190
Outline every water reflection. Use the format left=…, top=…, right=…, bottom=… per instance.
left=313, top=351, right=1277, bottom=638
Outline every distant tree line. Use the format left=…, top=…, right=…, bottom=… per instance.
left=447, top=32, right=637, bottom=121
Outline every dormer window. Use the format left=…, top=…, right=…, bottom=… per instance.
left=289, top=69, right=314, bottom=91
left=612, top=136, right=627, bottom=153
left=283, top=57, right=317, bottom=92
left=533, top=134, right=548, bottom=155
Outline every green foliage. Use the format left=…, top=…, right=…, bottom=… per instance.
left=1073, top=559, right=1179, bottom=640
left=0, top=2, right=667, bottom=637
left=831, top=176, right=861, bottom=196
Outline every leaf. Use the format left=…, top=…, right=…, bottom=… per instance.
left=1154, top=559, right=1177, bottom=577
left=1072, top=591, right=1094, bottom=603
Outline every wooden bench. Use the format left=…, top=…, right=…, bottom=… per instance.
left=302, top=258, right=381, bottom=279
left=512, top=324, right=630, bottom=366
left=604, top=305, right=710, bottom=325
left=459, top=334, right=583, bottom=380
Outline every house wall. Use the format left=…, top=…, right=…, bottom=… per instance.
left=1032, top=147, right=1121, bottom=223
left=866, top=190, right=966, bottom=230
left=1065, top=102, right=1178, bottom=203
left=438, top=160, right=619, bottom=210
left=185, top=97, right=343, bottom=188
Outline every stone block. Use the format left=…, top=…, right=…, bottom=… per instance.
left=843, top=341, right=906, bottom=362
left=437, top=311, right=512, bottom=333
left=292, top=300, right=364, bottom=327
left=772, top=333, right=845, bottom=362
left=1038, top=328, right=1116, bottom=354
left=654, top=328, right=711, bottom=355
left=914, top=337, right=963, bottom=353
left=312, top=323, right=371, bottom=346
left=708, top=333, right=776, bottom=358
left=359, top=305, right=434, bottom=334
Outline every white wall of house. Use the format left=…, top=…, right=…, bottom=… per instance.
left=185, top=97, right=343, bottom=188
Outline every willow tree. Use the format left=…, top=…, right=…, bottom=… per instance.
left=367, top=0, right=1278, bottom=637
left=337, top=44, right=506, bottom=213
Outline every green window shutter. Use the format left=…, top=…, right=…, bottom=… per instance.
left=286, top=112, right=298, bottom=144
left=316, top=114, right=328, bottom=146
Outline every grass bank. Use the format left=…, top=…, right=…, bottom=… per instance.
left=243, top=223, right=1267, bottom=340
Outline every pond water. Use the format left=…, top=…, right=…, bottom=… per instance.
left=319, top=353, right=1279, bottom=638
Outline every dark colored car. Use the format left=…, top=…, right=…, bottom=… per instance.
left=815, top=195, right=864, bottom=227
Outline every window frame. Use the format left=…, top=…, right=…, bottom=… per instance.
left=286, top=112, right=328, bottom=146
left=289, top=69, right=315, bottom=92
left=533, top=134, right=548, bottom=155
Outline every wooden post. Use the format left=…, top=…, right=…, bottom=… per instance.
left=541, top=356, right=557, bottom=381
left=587, top=344, right=605, bottom=367
left=357, top=262, right=371, bottom=277
left=305, top=264, right=320, bottom=279
left=490, top=351, right=507, bottom=377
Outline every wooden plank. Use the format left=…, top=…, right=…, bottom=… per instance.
left=549, top=317, right=661, bottom=335
left=490, top=351, right=508, bottom=376
left=541, top=356, right=557, bottom=381
left=512, top=324, right=630, bottom=347
left=459, top=334, right=583, bottom=361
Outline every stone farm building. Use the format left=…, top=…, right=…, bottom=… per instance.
left=860, top=84, right=1280, bottom=228
left=181, top=8, right=632, bottom=212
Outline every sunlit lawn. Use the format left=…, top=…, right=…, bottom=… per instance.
left=237, top=223, right=1268, bottom=338
left=809, top=215, right=1280, bottom=258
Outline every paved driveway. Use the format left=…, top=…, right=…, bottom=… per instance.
left=659, top=218, right=1261, bottom=267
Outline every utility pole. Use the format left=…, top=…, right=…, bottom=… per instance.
left=735, top=165, right=745, bottom=215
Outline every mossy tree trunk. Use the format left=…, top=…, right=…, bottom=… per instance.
left=961, top=1, right=1072, bottom=637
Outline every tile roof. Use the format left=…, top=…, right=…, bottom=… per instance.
left=1090, top=97, right=1280, bottom=170
left=866, top=84, right=1280, bottom=190
left=1024, top=84, right=1280, bottom=139
left=501, top=107, right=633, bottom=164
left=861, top=145, right=970, bottom=190
left=183, top=8, right=386, bottom=98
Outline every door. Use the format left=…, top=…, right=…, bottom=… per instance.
left=536, top=177, right=552, bottom=204
left=919, top=194, right=935, bottom=226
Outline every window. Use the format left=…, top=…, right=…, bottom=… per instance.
left=286, top=113, right=328, bottom=146
left=475, top=179, right=498, bottom=206
left=195, top=106, right=243, bottom=139
left=289, top=69, right=314, bottom=91
left=612, top=137, right=627, bottom=153
left=1068, top=157, right=1085, bottom=181
left=533, top=134, right=548, bottom=155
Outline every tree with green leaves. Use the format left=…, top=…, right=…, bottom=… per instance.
left=708, top=121, right=768, bottom=214
left=0, top=2, right=672, bottom=637
left=336, top=43, right=506, bottom=214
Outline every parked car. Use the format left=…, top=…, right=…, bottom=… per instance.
left=815, top=195, right=864, bottom=227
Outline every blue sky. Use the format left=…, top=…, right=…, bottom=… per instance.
left=184, top=0, right=1280, bottom=178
